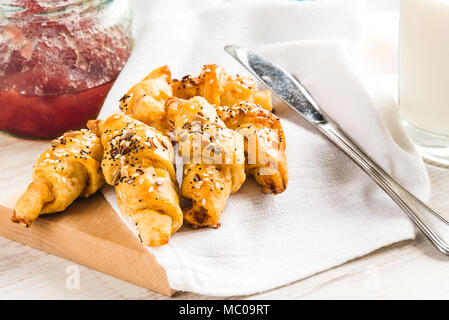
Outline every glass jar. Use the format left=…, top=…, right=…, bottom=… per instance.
left=0, top=0, right=133, bottom=138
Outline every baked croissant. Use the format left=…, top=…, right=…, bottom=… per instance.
left=217, top=102, right=288, bottom=194
left=172, top=64, right=273, bottom=111
left=88, top=113, right=183, bottom=246
left=119, top=66, right=173, bottom=135
left=166, top=96, right=246, bottom=228
left=12, top=130, right=104, bottom=226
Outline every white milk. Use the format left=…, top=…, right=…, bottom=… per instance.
left=399, top=0, right=449, bottom=136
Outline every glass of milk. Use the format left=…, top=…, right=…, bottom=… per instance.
left=400, top=0, right=449, bottom=165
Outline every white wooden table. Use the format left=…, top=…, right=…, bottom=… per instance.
left=1, top=132, right=449, bottom=300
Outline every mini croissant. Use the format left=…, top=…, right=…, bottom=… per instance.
left=119, top=66, right=173, bottom=135
left=88, top=113, right=183, bottom=246
left=12, top=130, right=104, bottom=226
left=166, top=96, right=246, bottom=228
left=172, top=64, right=273, bottom=111
left=217, top=102, right=288, bottom=194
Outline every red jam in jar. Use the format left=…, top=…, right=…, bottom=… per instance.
left=0, top=0, right=133, bottom=138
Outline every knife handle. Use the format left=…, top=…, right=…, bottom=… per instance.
left=319, top=121, right=449, bottom=255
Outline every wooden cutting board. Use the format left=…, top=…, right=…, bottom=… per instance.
left=0, top=192, right=175, bottom=296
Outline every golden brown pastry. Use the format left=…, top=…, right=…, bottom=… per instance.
left=88, top=113, right=182, bottom=246
left=119, top=66, right=173, bottom=134
left=217, top=102, right=288, bottom=194
left=172, top=64, right=273, bottom=111
left=12, top=130, right=104, bottom=226
left=166, top=96, right=246, bottom=228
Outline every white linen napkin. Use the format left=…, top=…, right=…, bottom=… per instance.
left=98, top=0, right=430, bottom=296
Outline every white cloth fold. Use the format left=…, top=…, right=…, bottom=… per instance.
left=99, top=0, right=430, bottom=296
